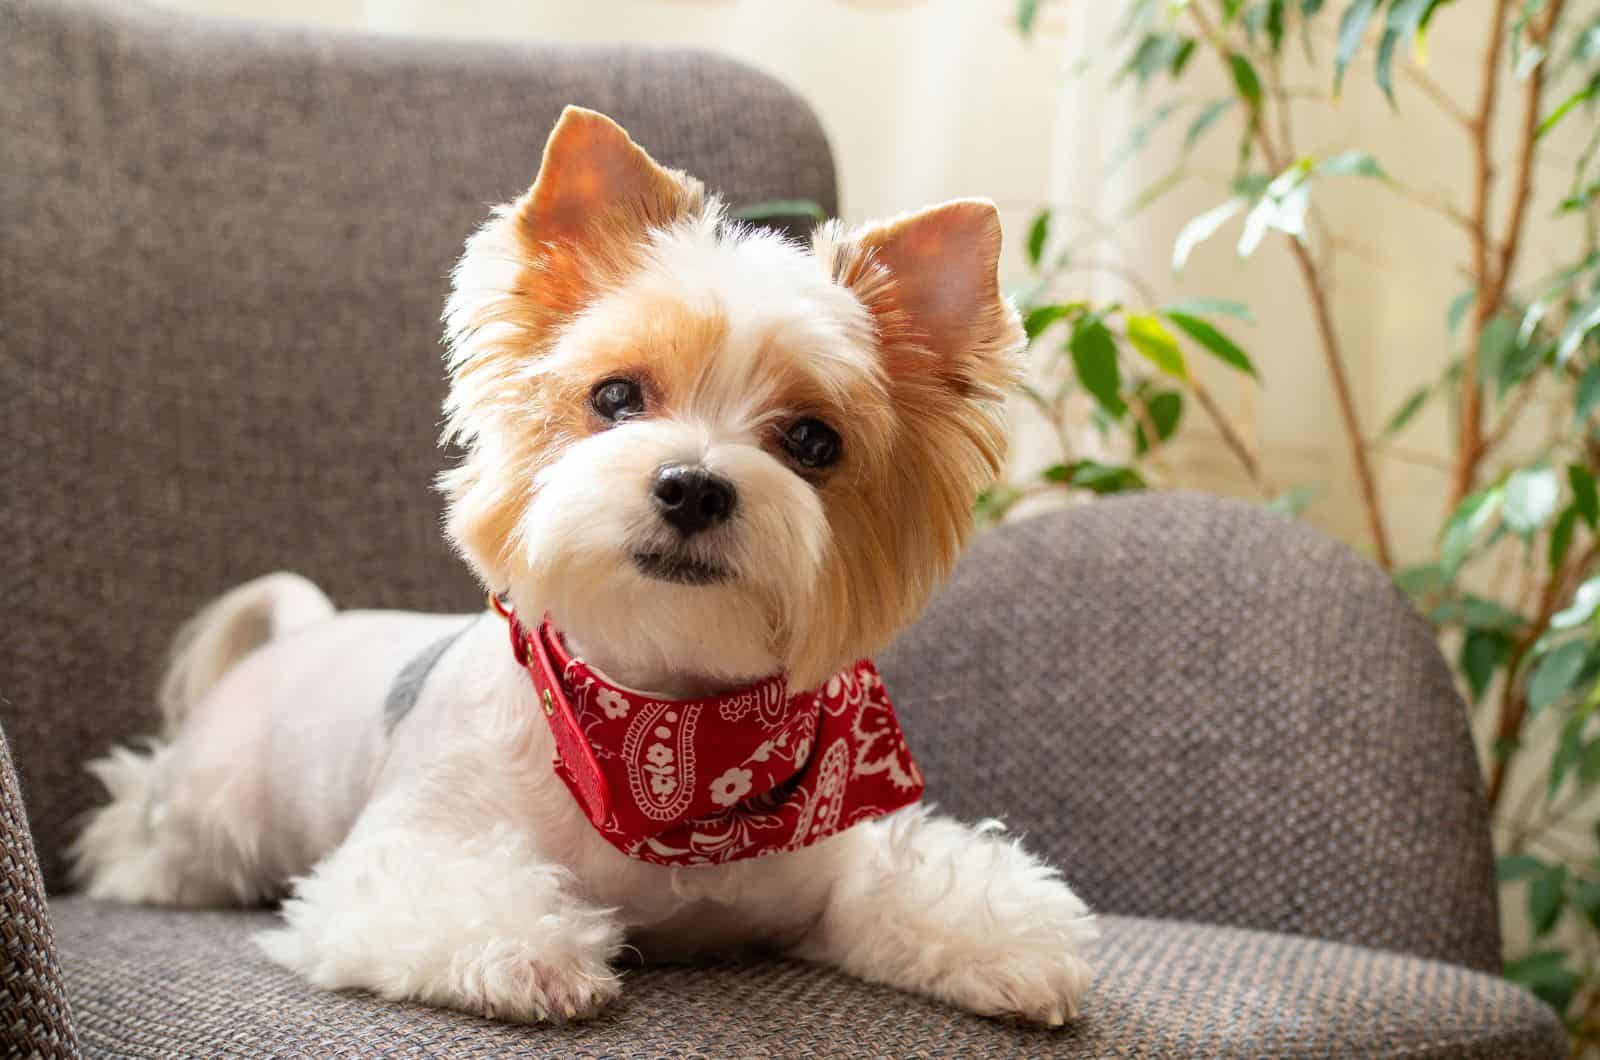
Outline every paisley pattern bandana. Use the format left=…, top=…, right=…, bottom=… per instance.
left=507, top=613, right=924, bottom=867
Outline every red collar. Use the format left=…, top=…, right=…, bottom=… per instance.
left=505, top=611, right=924, bottom=866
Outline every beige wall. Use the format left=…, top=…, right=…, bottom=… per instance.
left=148, top=1, right=1577, bottom=558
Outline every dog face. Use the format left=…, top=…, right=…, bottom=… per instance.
left=441, top=107, right=1022, bottom=689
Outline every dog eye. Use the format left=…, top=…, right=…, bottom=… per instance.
left=783, top=418, right=841, bottom=469
left=591, top=378, right=644, bottom=423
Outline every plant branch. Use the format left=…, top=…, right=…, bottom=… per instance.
left=1481, top=382, right=1542, bottom=457
left=1487, top=537, right=1600, bottom=809
left=1496, top=0, right=1567, bottom=325
left=1402, top=61, right=1474, bottom=130
left=1453, top=0, right=1566, bottom=508
left=1384, top=179, right=1477, bottom=236
left=1189, top=375, right=1272, bottom=496
left=1188, top=1, right=1395, bottom=568
left=1454, top=0, right=1515, bottom=510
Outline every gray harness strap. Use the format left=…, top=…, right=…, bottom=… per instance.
left=383, top=622, right=475, bottom=733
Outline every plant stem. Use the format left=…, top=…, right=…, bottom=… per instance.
left=1188, top=1, right=1395, bottom=567
left=1453, top=0, right=1566, bottom=509
left=1190, top=375, right=1272, bottom=496
left=1402, top=62, right=1474, bottom=130
left=1455, top=0, right=1514, bottom=510
left=1487, top=538, right=1600, bottom=810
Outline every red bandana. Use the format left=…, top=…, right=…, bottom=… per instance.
left=507, top=613, right=924, bottom=867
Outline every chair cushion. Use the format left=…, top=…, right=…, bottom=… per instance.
left=52, top=897, right=1563, bottom=1058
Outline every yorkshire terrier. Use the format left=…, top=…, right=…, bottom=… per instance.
left=74, top=107, right=1096, bottom=1025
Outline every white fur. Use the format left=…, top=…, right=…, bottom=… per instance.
left=74, top=188, right=1096, bottom=1027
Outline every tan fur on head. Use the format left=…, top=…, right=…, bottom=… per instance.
left=441, top=107, right=705, bottom=589
left=440, top=107, right=1023, bottom=690
left=795, top=202, right=1023, bottom=684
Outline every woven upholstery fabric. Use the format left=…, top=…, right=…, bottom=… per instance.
left=51, top=897, right=1561, bottom=1059
left=0, top=0, right=837, bottom=892
left=878, top=495, right=1502, bottom=974
left=0, top=731, right=79, bottom=1059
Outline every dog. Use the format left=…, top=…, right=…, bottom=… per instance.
left=72, top=106, right=1096, bottom=1026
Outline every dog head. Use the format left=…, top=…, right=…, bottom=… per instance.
left=441, top=107, right=1022, bottom=690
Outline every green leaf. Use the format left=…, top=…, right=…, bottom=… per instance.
left=1462, top=630, right=1512, bottom=701
left=730, top=199, right=828, bottom=223
left=1394, top=563, right=1448, bottom=597
left=1238, top=159, right=1313, bottom=256
left=1440, top=486, right=1503, bottom=575
left=1528, top=641, right=1589, bottom=713
left=1160, top=297, right=1255, bottom=323
left=1173, top=199, right=1246, bottom=272
left=1558, top=291, right=1600, bottom=365
left=1575, top=879, right=1600, bottom=930
left=1169, top=37, right=1197, bottom=77
left=1552, top=718, right=1586, bottom=799
left=1267, top=484, right=1319, bottom=516
left=1538, top=84, right=1596, bottom=139
left=1551, top=506, right=1577, bottom=574
left=1461, top=595, right=1529, bottom=633
left=1386, top=0, right=1433, bottom=39
left=1497, top=853, right=1548, bottom=881
left=1023, top=303, right=1079, bottom=342
left=1477, top=316, right=1518, bottom=393
left=1514, top=42, right=1547, bottom=79
left=1318, top=149, right=1387, bottom=179
left=1528, top=864, right=1570, bottom=937
left=1069, top=318, right=1125, bottom=417
left=1048, top=460, right=1147, bottom=494
left=1570, top=465, right=1598, bottom=528
left=1134, top=389, right=1184, bottom=455
left=1026, top=209, right=1050, bottom=267
left=1110, top=101, right=1185, bottom=172
left=1576, top=363, right=1600, bottom=423
left=1121, top=165, right=1191, bottom=220
left=1126, top=314, right=1188, bottom=379
left=1381, top=384, right=1430, bottom=437
left=1375, top=28, right=1400, bottom=104
left=1553, top=577, right=1600, bottom=630
left=1503, top=467, right=1561, bottom=537
left=974, top=486, right=1024, bottom=522
left=1505, top=949, right=1582, bottom=1011
left=1334, top=0, right=1380, bottom=95
left=1120, top=33, right=1192, bottom=88
left=1165, top=312, right=1259, bottom=377
left=1184, top=99, right=1233, bottom=151
left=1229, top=53, right=1263, bottom=107
left=1016, top=0, right=1041, bottom=35
left=1446, top=289, right=1476, bottom=337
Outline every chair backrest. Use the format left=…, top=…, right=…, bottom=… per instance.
left=0, top=0, right=836, bottom=891
left=879, top=495, right=1501, bottom=973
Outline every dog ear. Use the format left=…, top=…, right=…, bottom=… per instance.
left=516, top=106, right=703, bottom=252
left=822, top=199, right=1022, bottom=392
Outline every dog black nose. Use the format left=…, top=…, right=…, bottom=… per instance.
left=651, top=464, right=736, bottom=538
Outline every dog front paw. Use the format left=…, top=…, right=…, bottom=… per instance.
left=934, top=869, right=1097, bottom=1026
left=450, top=936, right=622, bottom=1023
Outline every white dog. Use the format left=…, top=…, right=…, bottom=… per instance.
left=73, top=107, right=1096, bottom=1026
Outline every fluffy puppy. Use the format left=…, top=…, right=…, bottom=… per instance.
left=74, top=107, right=1096, bottom=1025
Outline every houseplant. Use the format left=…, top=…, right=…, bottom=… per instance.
left=1006, top=0, right=1600, bottom=1044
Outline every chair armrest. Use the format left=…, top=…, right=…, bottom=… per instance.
left=880, top=493, right=1500, bottom=972
left=0, top=727, right=78, bottom=1057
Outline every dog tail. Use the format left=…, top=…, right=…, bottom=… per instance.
left=157, top=572, right=335, bottom=734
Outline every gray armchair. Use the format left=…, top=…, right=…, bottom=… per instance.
left=0, top=1, right=1566, bottom=1055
